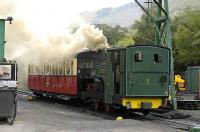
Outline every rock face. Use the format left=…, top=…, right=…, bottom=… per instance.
left=80, top=0, right=200, bottom=27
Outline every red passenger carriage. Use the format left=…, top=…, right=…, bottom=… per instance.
left=28, top=59, right=78, bottom=96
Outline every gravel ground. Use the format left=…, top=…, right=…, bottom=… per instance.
left=0, top=96, right=186, bottom=132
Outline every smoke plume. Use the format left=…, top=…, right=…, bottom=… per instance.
left=10, top=24, right=108, bottom=63
left=1, top=1, right=109, bottom=88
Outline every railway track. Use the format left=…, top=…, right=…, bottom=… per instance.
left=187, top=117, right=200, bottom=123
left=17, top=90, right=200, bottom=131
left=17, top=90, right=33, bottom=96
left=86, top=109, right=200, bottom=131
left=148, top=113, right=198, bottom=131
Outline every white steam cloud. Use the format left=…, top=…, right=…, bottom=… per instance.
left=1, top=1, right=109, bottom=88
left=10, top=24, right=109, bottom=63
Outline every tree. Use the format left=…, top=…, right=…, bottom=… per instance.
left=173, top=9, right=200, bottom=66
left=96, top=24, right=128, bottom=47
left=117, top=36, right=135, bottom=47
left=131, top=13, right=155, bottom=45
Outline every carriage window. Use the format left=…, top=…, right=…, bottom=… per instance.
left=154, top=54, right=161, bottom=63
left=135, top=52, right=143, bottom=62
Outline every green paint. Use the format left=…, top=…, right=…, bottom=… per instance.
left=103, top=48, right=126, bottom=104
left=190, top=126, right=200, bottom=132
left=104, top=52, right=114, bottom=103
left=126, top=46, right=169, bottom=97
left=155, top=0, right=162, bottom=45
left=185, top=66, right=200, bottom=92
left=119, top=50, right=126, bottom=96
left=103, top=46, right=170, bottom=105
left=0, top=19, right=5, bottom=61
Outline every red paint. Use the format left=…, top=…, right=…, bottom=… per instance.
left=28, top=75, right=77, bottom=96
left=41, top=76, right=46, bottom=92
left=51, top=76, right=56, bottom=93
left=58, top=77, right=65, bottom=94
left=45, top=76, right=50, bottom=92
left=36, top=76, right=39, bottom=91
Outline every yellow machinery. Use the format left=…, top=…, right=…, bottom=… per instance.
left=175, top=75, right=185, bottom=91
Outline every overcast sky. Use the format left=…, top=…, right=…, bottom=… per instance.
left=15, top=0, right=133, bottom=36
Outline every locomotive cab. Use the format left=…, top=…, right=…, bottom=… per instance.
left=123, top=45, right=170, bottom=109
left=77, top=50, right=105, bottom=101
left=104, top=45, right=170, bottom=113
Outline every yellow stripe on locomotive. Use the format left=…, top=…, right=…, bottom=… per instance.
left=122, top=98, right=163, bottom=109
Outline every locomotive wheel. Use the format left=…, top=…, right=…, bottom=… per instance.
left=141, top=110, right=149, bottom=116
left=94, top=100, right=99, bottom=111
left=90, top=100, right=99, bottom=111
left=105, top=104, right=110, bottom=112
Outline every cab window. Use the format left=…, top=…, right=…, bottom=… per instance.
left=154, top=54, right=161, bottom=63
left=135, top=52, right=143, bottom=62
